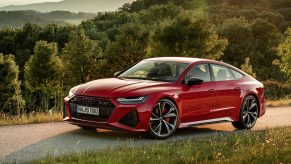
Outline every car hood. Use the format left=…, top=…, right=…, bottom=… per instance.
left=74, top=78, right=174, bottom=98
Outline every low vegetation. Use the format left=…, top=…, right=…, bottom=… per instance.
left=36, top=127, right=291, bottom=163
left=0, top=112, right=62, bottom=126
left=267, top=98, right=291, bottom=107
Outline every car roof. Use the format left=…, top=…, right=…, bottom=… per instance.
left=145, top=57, right=208, bottom=63
left=144, top=57, right=245, bottom=74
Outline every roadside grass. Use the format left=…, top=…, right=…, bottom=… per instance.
left=36, top=127, right=291, bottom=164
left=267, top=98, right=291, bottom=107
left=0, top=112, right=63, bottom=126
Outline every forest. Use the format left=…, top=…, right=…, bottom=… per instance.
left=0, top=0, right=291, bottom=115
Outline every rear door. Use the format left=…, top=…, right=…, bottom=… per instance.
left=209, top=64, right=242, bottom=118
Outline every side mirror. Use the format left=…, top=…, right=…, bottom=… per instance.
left=114, top=71, right=121, bottom=77
left=185, top=77, right=203, bottom=86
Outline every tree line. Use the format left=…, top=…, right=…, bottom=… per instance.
left=0, top=0, right=291, bottom=115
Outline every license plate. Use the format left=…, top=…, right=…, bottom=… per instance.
left=77, top=106, right=99, bottom=116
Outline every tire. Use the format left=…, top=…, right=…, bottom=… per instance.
left=232, top=95, right=259, bottom=130
left=149, top=98, right=179, bottom=139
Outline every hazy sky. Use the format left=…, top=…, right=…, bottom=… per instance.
left=0, top=0, right=62, bottom=7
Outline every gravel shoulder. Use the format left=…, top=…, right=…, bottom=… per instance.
left=1, top=106, right=291, bottom=163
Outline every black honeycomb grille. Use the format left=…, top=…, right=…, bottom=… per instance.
left=69, top=96, right=115, bottom=122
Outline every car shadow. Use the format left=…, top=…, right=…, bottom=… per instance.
left=3, top=123, right=234, bottom=163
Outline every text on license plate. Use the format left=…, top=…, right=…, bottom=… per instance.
left=77, top=106, right=99, bottom=116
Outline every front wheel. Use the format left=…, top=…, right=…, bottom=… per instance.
left=232, top=95, right=259, bottom=130
left=149, top=99, right=179, bottom=139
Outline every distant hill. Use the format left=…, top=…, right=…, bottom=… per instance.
left=0, top=10, right=97, bottom=28
left=0, top=0, right=134, bottom=13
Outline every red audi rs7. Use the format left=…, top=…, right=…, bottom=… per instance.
left=63, top=57, right=266, bottom=139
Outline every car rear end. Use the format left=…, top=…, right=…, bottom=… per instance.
left=258, top=83, right=267, bottom=117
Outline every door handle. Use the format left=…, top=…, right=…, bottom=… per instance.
left=234, top=87, right=241, bottom=91
left=208, top=89, right=215, bottom=94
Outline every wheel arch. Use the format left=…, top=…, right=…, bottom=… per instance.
left=160, top=96, right=178, bottom=109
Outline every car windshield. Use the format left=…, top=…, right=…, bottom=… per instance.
left=118, top=60, right=190, bottom=82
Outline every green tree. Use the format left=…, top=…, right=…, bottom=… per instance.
left=61, top=28, right=103, bottom=86
left=273, top=28, right=291, bottom=79
left=0, top=28, right=18, bottom=55
left=218, top=17, right=253, bottom=67
left=257, top=11, right=286, bottom=32
left=24, top=41, right=63, bottom=112
left=251, top=18, right=283, bottom=80
left=105, top=23, right=149, bottom=76
left=38, top=24, right=58, bottom=43
left=241, top=57, right=256, bottom=78
left=147, top=11, right=228, bottom=59
left=136, top=4, right=183, bottom=25
left=20, top=23, right=41, bottom=49
left=0, top=54, right=25, bottom=115
left=38, top=24, right=75, bottom=51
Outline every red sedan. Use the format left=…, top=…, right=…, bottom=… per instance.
left=63, top=57, right=266, bottom=139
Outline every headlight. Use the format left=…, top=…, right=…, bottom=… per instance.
left=116, top=96, right=148, bottom=104
left=68, top=89, right=75, bottom=98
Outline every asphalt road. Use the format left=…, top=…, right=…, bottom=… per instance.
left=1, top=106, right=291, bottom=163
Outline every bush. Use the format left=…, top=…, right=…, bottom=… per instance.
left=263, top=79, right=291, bottom=99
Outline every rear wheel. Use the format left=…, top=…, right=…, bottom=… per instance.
left=232, top=95, right=259, bottom=130
left=149, top=99, right=178, bottom=139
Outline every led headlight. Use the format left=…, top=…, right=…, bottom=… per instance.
left=116, top=96, right=148, bottom=104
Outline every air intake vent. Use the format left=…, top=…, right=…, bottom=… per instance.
left=119, top=110, right=139, bottom=128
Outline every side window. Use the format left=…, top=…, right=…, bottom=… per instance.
left=186, top=64, right=211, bottom=82
left=211, top=64, right=235, bottom=81
left=176, top=63, right=188, bottom=78
left=230, top=69, right=244, bottom=80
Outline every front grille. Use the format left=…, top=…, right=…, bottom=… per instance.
left=119, top=110, right=139, bottom=128
left=69, top=96, right=115, bottom=122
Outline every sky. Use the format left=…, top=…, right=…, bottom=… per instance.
left=0, top=0, right=62, bottom=7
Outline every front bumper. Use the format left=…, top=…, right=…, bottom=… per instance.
left=63, top=95, right=155, bottom=132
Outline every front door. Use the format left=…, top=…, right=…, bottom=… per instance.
left=180, top=63, right=217, bottom=123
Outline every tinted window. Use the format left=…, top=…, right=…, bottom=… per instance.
left=230, top=69, right=244, bottom=80
left=118, top=60, right=189, bottom=82
left=186, top=64, right=211, bottom=82
left=211, top=64, right=235, bottom=81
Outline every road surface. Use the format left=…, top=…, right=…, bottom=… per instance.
left=1, top=106, right=291, bottom=163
